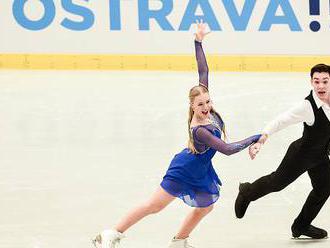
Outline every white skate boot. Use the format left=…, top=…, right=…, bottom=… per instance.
left=168, top=237, right=195, bottom=248
left=92, top=229, right=125, bottom=248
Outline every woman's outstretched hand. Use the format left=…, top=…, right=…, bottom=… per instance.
left=249, top=143, right=261, bottom=160
left=195, top=20, right=210, bottom=42
left=249, top=134, right=268, bottom=160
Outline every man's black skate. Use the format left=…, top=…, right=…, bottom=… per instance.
left=292, top=225, right=328, bottom=239
left=235, top=182, right=251, bottom=218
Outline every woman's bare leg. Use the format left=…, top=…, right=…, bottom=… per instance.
left=175, top=204, right=214, bottom=239
left=115, top=187, right=175, bottom=233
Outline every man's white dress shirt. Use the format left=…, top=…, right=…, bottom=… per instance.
left=263, top=91, right=330, bottom=136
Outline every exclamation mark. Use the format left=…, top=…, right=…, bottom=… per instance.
left=309, top=0, right=321, bottom=31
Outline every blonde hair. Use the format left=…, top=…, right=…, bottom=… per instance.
left=188, top=85, right=226, bottom=154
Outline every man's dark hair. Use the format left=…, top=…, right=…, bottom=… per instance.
left=310, top=64, right=330, bottom=78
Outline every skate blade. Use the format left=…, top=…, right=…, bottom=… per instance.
left=291, top=236, right=328, bottom=241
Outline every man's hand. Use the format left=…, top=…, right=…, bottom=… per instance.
left=258, top=134, right=268, bottom=144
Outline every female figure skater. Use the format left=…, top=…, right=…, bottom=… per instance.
left=93, top=22, right=261, bottom=248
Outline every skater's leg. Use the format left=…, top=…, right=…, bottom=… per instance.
left=175, top=204, right=214, bottom=239
left=235, top=141, right=307, bottom=218
left=293, top=159, right=330, bottom=231
left=115, top=187, right=175, bottom=232
left=248, top=145, right=307, bottom=201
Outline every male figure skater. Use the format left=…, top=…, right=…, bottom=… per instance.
left=235, top=64, right=330, bottom=239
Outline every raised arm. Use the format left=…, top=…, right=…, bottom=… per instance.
left=195, top=127, right=261, bottom=156
left=195, top=40, right=209, bottom=88
left=195, top=21, right=210, bottom=89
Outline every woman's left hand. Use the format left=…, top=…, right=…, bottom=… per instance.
left=249, top=143, right=261, bottom=160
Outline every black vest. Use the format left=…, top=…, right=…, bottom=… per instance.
left=300, top=91, right=330, bottom=157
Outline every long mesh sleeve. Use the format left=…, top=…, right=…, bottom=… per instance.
left=195, top=127, right=261, bottom=156
left=195, top=40, right=209, bottom=89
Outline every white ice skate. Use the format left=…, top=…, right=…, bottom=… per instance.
left=92, top=229, right=125, bottom=248
left=168, top=237, right=195, bottom=248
